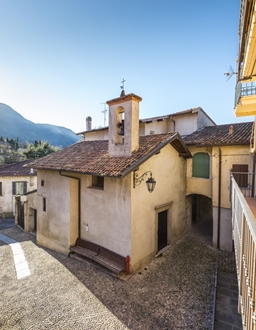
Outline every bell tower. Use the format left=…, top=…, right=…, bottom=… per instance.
left=106, top=92, right=142, bottom=157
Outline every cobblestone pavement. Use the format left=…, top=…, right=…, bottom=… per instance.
left=0, top=221, right=227, bottom=330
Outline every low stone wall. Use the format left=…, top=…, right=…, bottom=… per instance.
left=0, top=212, right=14, bottom=219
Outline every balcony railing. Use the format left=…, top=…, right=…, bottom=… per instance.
left=235, top=82, right=256, bottom=107
left=231, top=172, right=256, bottom=198
left=231, top=174, right=256, bottom=329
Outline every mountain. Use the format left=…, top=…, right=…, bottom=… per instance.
left=0, top=103, right=80, bottom=148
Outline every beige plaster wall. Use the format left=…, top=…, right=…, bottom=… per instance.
left=213, top=206, right=232, bottom=251
left=20, top=192, right=37, bottom=232
left=142, top=120, right=169, bottom=135
left=0, top=175, right=37, bottom=217
left=187, top=177, right=212, bottom=198
left=187, top=145, right=252, bottom=209
left=80, top=175, right=132, bottom=258
left=211, top=145, right=252, bottom=209
left=108, top=99, right=140, bottom=156
left=173, top=113, right=198, bottom=136
left=197, top=110, right=215, bottom=129
left=83, top=129, right=108, bottom=141
left=186, top=146, right=212, bottom=198
left=187, top=144, right=251, bottom=251
left=130, top=143, right=188, bottom=272
left=36, top=170, right=77, bottom=254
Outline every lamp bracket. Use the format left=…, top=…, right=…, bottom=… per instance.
left=133, top=170, right=152, bottom=188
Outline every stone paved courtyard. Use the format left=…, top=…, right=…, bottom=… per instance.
left=0, top=222, right=226, bottom=329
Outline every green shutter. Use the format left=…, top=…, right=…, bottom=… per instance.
left=23, top=181, right=27, bottom=194
left=12, top=182, right=16, bottom=195
left=192, top=153, right=210, bottom=178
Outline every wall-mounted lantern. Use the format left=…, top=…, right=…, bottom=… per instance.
left=133, top=170, right=156, bottom=193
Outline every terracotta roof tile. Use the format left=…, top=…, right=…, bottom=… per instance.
left=27, top=133, right=186, bottom=177
left=183, top=122, right=253, bottom=146
left=0, top=160, right=37, bottom=177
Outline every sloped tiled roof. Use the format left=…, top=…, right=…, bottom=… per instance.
left=0, top=160, right=37, bottom=177
left=27, top=133, right=191, bottom=177
left=183, top=122, right=253, bottom=147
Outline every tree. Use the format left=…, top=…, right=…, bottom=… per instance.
left=23, top=141, right=58, bottom=159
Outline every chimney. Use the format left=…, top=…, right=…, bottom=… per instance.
left=86, top=116, right=92, bottom=131
left=229, top=125, right=233, bottom=135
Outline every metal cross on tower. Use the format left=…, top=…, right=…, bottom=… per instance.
left=120, top=78, right=126, bottom=90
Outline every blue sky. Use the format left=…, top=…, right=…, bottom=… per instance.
left=0, top=0, right=251, bottom=133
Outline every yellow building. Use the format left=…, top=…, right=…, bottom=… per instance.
left=235, top=0, right=256, bottom=119
left=184, top=122, right=253, bottom=252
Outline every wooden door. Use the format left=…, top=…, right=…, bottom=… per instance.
left=158, top=210, right=167, bottom=251
left=34, top=209, right=37, bottom=231
left=18, top=201, right=24, bottom=229
left=232, top=164, right=248, bottom=188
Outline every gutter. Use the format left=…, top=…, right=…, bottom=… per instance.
left=59, top=171, right=81, bottom=238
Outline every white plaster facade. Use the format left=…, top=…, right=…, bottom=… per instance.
left=79, top=107, right=216, bottom=141
left=0, top=173, right=36, bottom=218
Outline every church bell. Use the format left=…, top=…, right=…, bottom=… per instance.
left=118, top=119, right=124, bottom=136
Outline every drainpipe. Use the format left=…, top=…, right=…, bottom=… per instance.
left=169, top=116, right=176, bottom=131
left=217, top=147, right=222, bottom=250
left=59, top=171, right=81, bottom=238
left=252, top=152, right=256, bottom=198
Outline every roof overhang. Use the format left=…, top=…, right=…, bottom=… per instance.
left=235, top=94, right=256, bottom=117
left=238, top=0, right=256, bottom=81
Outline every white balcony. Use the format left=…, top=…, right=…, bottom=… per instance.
left=235, top=82, right=256, bottom=117
left=231, top=174, right=256, bottom=328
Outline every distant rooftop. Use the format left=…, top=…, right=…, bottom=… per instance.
left=183, top=122, right=253, bottom=147
left=0, top=159, right=37, bottom=177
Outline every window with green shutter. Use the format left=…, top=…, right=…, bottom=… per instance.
left=192, top=153, right=210, bottom=178
left=12, top=181, right=27, bottom=195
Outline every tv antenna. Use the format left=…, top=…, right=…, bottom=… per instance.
left=224, top=65, right=237, bottom=81
left=101, top=103, right=108, bottom=127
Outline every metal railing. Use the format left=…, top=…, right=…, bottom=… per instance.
left=231, top=174, right=256, bottom=329
left=231, top=172, right=256, bottom=198
left=235, top=82, right=256, bottom=107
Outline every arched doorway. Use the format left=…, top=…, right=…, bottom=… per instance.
left=187, top=194, right=213, bottom=244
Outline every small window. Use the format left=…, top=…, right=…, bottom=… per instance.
left=0, top=182, right=2, bottom=196
left=12, top=181, right=27, bottom=195
left=92, top=175, right=104, bottom=189
left=192, top=153, right=210, bottom=179
left=43, top=198, right=46, bottom=212
left=41, top=180, right=44, bottom=186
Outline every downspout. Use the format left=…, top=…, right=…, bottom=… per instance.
left=59, top=171, right=81, bottom=239
left=252, top=152, right=256, bottom=198
left=217, top=147, right=222, bottom=250
left=169, top=116, right=176, bottom=131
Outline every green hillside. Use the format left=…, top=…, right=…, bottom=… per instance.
left=0, top=103, right=80, bottom=147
